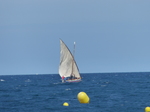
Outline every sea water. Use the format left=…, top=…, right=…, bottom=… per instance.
left=0, top=72, right=150, bottom=112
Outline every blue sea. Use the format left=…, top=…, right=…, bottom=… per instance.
left=0, top=72, right=150, bottom=112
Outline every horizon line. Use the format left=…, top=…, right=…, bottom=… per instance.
left=1, top=71, right=150, bottom=76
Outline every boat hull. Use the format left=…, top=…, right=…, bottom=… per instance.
left=65, top=79, right=81, bottom=83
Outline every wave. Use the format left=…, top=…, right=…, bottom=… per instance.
left=0, top=79, right=5, bottom=81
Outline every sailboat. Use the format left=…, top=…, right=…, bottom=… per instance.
left=59, top=39, right=82, bottom=83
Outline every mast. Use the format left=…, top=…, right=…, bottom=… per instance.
left=73, top=42, right=76, bottom=57
left=71, top=42, right=76, bottom=75
left=71, top=42, right=76, bottom=76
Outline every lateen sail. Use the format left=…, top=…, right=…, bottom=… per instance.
left=59, top=40, right=81, bottom=78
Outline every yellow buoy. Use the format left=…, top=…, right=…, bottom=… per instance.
left=63, top=102, right=69, bottom=106
left=145, top=107, right=150, bottom=112
left=77, top=92, right=90, bottom=103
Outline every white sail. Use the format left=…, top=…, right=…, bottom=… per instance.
left=59, top=40, right=81, bottom=78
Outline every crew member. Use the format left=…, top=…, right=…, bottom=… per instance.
left=62, top=76, right=65, bottom=82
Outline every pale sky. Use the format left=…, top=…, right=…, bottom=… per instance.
left=0, top=0, right=150, bottom=75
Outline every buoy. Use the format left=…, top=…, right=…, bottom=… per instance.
left=63, top=102, right=69, bottom=106
left=145, top=107, right=150, bottom=112
left=77, top=92, right=90, bottom=103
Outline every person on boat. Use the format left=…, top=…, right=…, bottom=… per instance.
left=70, top=75, right=73, bottom=80
left=62, top=76, right=65, bottom=82
left=70, top=74, right=76, bottom=80
left=62, top=76, right=64, bottom=80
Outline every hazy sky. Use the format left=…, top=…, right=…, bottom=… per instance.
left=0, top=0, right=150, bottom=75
